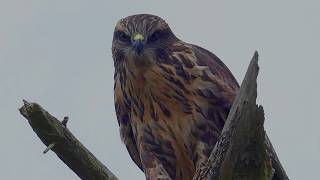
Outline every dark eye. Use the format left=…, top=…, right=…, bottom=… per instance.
left=116, top=31, right=131, bottom=43
left=148, top=31, right=162, bottom=42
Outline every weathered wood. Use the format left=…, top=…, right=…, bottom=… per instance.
left=265, top=135, right=289, bottom=180
left=193, top=52, right=288, bottom=180
left=19, top=100, right=118, bottom=180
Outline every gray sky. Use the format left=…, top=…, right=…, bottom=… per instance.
left=0, top=0, right=319, bottom=179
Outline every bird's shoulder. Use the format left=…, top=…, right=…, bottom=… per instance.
left=189, top=43, right=239, bottom=89
left=163, top=41, right=239, bottom=107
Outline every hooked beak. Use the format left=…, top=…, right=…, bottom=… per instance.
left=133, top=33, right=144, bottom=55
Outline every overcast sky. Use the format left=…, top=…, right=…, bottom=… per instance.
left=0, top=1, right=319, bottom=179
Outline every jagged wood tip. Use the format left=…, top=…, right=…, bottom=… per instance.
left=193, top=51, right=287, bottom=180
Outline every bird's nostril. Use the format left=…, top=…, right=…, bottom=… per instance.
left=133, top=33, right=144, bottom=41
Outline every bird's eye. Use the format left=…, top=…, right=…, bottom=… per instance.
left=116, top=31, right=131, bottom=43
left=148, top=31, right=162, bottom=42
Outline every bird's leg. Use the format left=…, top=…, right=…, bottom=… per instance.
left=140, top=148, right=172, bottom=180
left=145, top=165, right=172, bottom=180
left=193, top=142, right=212, bottom=172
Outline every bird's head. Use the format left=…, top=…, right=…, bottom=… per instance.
left=112, top=14, right=178, bottom=68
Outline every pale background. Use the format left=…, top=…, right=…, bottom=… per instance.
left=0, top=1, right=319, bottom=179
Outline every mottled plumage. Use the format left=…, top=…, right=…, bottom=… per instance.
left=112, top=14, right=239, bottom=180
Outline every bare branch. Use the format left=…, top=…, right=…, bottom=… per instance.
left=43, top=142, right=56, bottom=154
left=193, top=52, right=288, bottom=180
left=19, top=100, right=118, bottom=180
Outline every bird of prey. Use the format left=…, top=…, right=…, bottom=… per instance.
left=112, top=14, right=239, bottom=180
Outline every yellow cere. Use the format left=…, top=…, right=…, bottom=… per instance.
left=133, top=33, right=144, bottom=41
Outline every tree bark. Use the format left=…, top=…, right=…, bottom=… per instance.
left=19, top=101, right=118, bottom=180
left=192, top=52, right=288, bottom=180
left=19, top=52, right=288, bottom=180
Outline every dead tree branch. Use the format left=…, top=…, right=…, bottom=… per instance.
left=193, top=52, right=288, bottom=180
left=19, top=100, right=118, bottom=180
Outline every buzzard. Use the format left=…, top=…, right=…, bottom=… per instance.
left=112, top=14, right=239, bottom=180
